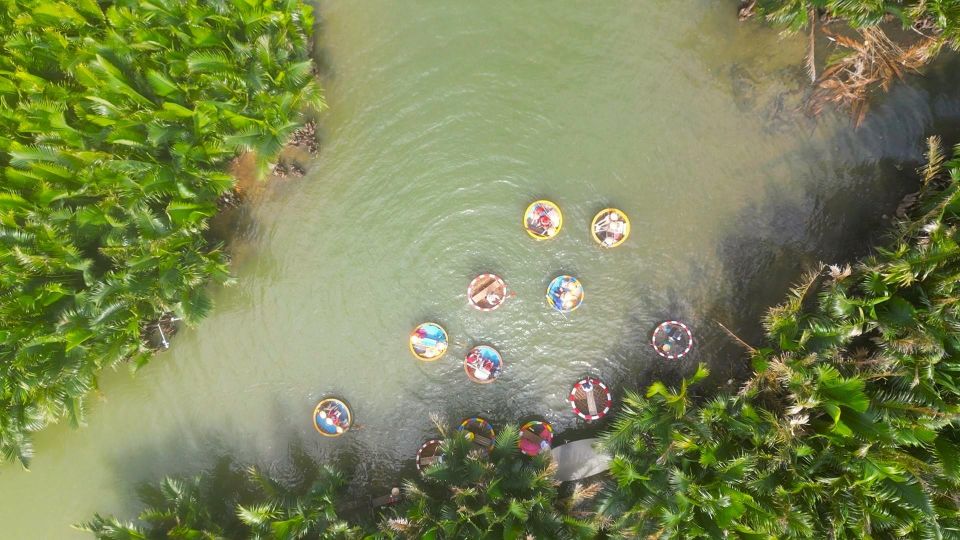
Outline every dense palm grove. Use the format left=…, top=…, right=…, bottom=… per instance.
left=80, top=461, right=360, bottom=538
left=0, top=0, right=323, bottom=466
left=82, top=427, right=594, bottom=539
left=380, top=425, right=598, bottom=539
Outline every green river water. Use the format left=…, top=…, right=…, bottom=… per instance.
left=3, top=1, right=960, bottom=536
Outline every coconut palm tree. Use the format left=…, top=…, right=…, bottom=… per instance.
left=382, top=425, right=600, bottom=539
left=238, top=466, right=361, bottom=540
left=78, top=464, right=361, bottom=539
left=0, top=0, right=324, bottom=466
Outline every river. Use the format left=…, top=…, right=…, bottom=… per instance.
left=2, top=1, right=960, bottom=537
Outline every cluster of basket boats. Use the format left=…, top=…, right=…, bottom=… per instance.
left=312, top=200, right=695, bottom=468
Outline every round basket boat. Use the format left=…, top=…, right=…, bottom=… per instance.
left=464, top=345, right=503, bottom=384
left=416, top=439, right=444, bottom=472
left=467, top=273, right=508, bottom=311
left=312, top=398, right=352, bottom=437
left=568, top=377, right=612, bottom=422
left=546, top=275, right=584, bottom=313
left=652, top=320, right=693, bottom=359
left=523, top=200, right=563, bottom=240
left=518, top=421, right=554, bottom=456
left=458, top=417, right=496, bottom=452
left=591, top=208, right=631, bottom=248
left=409, top=322, right=448, bottom=361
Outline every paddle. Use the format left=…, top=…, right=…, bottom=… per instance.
left=545, top=294, right=569, bottom=320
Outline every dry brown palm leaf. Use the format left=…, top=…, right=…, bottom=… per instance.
left=851, top=99, right=870, bottom=128
left=921, top=136, right=944, bottom=187
left=569, top=481, right=603, bottom=505
left=817, top=61, right=847, bottom=83
left=828, top=263, right=853, bottom=282
left=824, top=28, right=868, bottom=51
left=807, top=27, right=941, bottom=127
left=544, top=459, right=559, bottom=478
left=288, top=121, right=318, bottom=153
left=715, top=319, right=758, bottom=354
left=429, top=412, right=448, bottom=437
left=386, top=517, right=411, bottom=532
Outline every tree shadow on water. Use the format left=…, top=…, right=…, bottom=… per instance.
left=599, top=145, right=928, bottom=405
left=101, top=396, right=372, bottom=522
left=694, top=154, right=921, bottom=392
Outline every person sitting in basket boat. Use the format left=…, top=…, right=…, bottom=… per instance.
left=538, top=213, right=552, bottom=230
left=467, top=351, right=497, bottom=380
left=480, top=357, right=498, bottom=378
left=531, top=205, right=554, bottom=235
left=665, top=324, right=685, bottom=344
left=318, top=404, right=346, bottom=434
left=602, top=212, right=626, bottom=245
left=560, top=283, right=580, bottom=310
left=467, top=349, right=482, bottom=367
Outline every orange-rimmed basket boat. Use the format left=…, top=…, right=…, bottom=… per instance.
left=467, top=273, right=508, bottom=311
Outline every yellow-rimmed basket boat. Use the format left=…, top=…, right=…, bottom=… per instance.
left=546, top=275, right=584, bottom=313
left=312, top=397, right=352, bottom=437
left=591, top=208, right=630, bottom=248
left=523, top=200, right=563, bottom=240
left=409, top=322, right=448, bottom=361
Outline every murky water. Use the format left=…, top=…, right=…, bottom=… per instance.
left=3, top=2, right=960, bottom=536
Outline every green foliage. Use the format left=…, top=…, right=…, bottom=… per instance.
left=755, top=0, right=960, bottom=44
left=0, top=0, right=324, bottom=467
left=601, top=143, right=960, bottom=537
left=381, top=426, right=596, bottom=539
left=77, top=463, right=360, bottom=539
left=82, top=430, right=594, bottom=539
